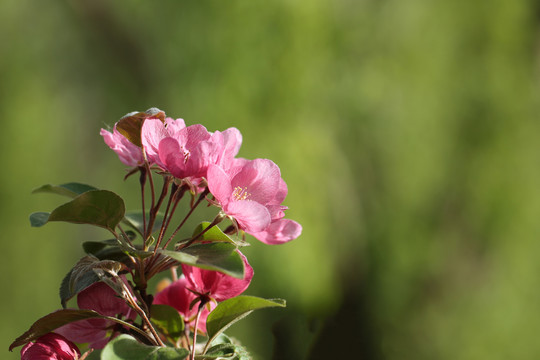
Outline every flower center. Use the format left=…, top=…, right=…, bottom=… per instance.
left=232, top=186, right=250, bottom=201
left=181, top=146, right=190, bottom=164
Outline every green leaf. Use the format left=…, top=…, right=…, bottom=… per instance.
left=82, top=241, right=130, bottom=263
left=191, top=222, right=249, bottom=247
left=84, top=349, right=102, bottom=360
left=32, top=182, right=98, bottom=198
left=123, top=211, right=165, bottom=236
left=151, top=305, right=185, bottom=341
left=101, top=334, right=189, bottom=360
left=59, top=255, right=124, bottom=307
left=83, top=239, right=120, bottom=254
left=196, top=344, right=236, bottom=359
left=192, top=222, right=234, bottom=243
left=160, top=242, right=244, bottom=278
left=204, top=296, right=286, bottom=352
left=43, top=190, right=125, bottom=233
left=29, top=212, right=50, bottom=227
left=83, top=233, right=153, bottom=262
left=9, top=309, right=128, bottom=351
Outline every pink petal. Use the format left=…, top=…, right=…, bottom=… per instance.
left=141, top=119, right=169, bottom=164
left=271, top=178, right=288, bottom=205
left=158, top=137, right=186, bottom=178
left=55, top=319, right=110, bottom=349
left=100, top=127, right=143, bottom=167
left=164, top=117, right=186, bottom=136
left=182, top=124, right=212, bottom=151
left=154, top=276, right=216, bottom=333
left=266, top=205, right=288, bottom=221
left=154, top=277, right=195, bottom=317
left=77, top=280, right=132, bottom=318
left=182, top=251, right=254, bottom=302
left=231, top=159, right=281, bottom=204
left=249, top=218, right=302, bottom=245
left=207, top=165, right=233, bottom=206
left=225, top=200, right=271, bottom=233
left=211, top=128, right=243, bottom=169
left=188, top=138, right=220, bottom=178
left=226, top=158, right=249, bottom=178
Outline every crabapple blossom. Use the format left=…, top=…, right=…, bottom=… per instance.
left=207, top=159, right=282, bottom=233
left=20, top=333, right=80, bottom=360
left=141, top=119, right=243, bottom=185
left=181, top=250, right=254, bottom=302
left=153, top=276, right=216, bottom=333
left=56, top=280, right=134, bottom=349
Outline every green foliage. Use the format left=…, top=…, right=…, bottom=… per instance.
left=31, top=182, right=98, bottom=198
left=161, top=243, right=245, bottom=278
left=9, top=309, right=130, bottom=352
left=204, top=296, right=286, bottom=352
left=100, top=334, right=189, bottom=360
left=192, top=222, right=248, bottom=246
left=82, top=235, right=136, bottom=262
left=150, top=305, right=185, bottom=342
left=59, top=255, right=123, bottom=307
left=123, top=211, right=165, bottom=237
left=30, top=190, right=125, bottom=233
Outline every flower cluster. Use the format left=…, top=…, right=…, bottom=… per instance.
left=101, top=111, right=301, bottom=244
left=11, top=108, right=301, bottom=360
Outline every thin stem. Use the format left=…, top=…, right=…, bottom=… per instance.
left=170, top=266, right=178, bottom=281
left=119, top=279, right=165, bottom=347
left=143, top=157, right=157, bottom=217
left=190, top=301, right=206, bottom=360
left=117, top=225, right=134, bottom=248
left=139, top=167, right=148, bottom=241
left=146, top=176, right=173, bottom=242
left=176, top=213, right=224, bottom=250
left=163, top=189, right=209, bottom=250
left=103, top=315, right=155, bottom=346
left=154, top=184, right=185, bottom=253
left=144, top=185, right=185, bottom=276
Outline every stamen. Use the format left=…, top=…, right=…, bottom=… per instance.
left=180, top=146, right=190, bottom=164
left=232, top=186, right=250, bottom=201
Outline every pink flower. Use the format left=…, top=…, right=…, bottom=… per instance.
left=142, top=119, right=213, bottom=180
left=21, top=333, right=80, bottom=360
left=100, top=125, right=144, bottom=167
left=141, top=119, right=243, bottom=185
left=208, top=159, right=302, bottom=244
left=56, top=280, right=134, bottom=349
left=181, top=250, right=254, bottom=302
left=153, top=276, right=216, bottom=333
left=207, top=159, right=282, bottom=233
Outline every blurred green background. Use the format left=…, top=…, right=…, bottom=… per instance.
left=2, top=0, right=540, bottom=359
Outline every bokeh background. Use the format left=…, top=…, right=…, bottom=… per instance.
left=2, top=0, right=540, bottom=359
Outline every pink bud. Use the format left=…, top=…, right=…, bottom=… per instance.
left=21, top=333, right=80, bottom=360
